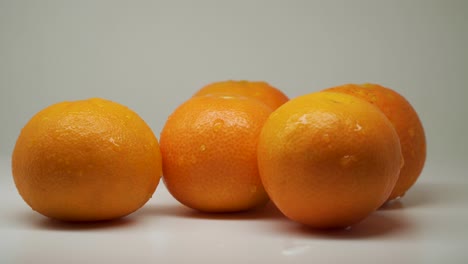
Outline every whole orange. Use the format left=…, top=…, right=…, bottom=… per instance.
left=12, top=98, right=162, bottom=221
left=324, top=83, right=426, bottom=200
left=193, top=80, right=289, bottom=110
left=160, top=95, right=272, bottom=212
left=257, top=92, right=403, bottom=228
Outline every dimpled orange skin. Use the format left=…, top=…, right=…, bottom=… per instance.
left=160, top=95, right=272, bottom=212
left=257, top=92, right=403, bottom=229
left=324, top=83, right=426, bottom=200
left=12, top=98, right=162, bottom=221
left=193, top=80, right=289, bottom=110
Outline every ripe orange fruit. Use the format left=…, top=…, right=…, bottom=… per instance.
left=12, top=98, right=162, bottom=221
left=193, top=80, right=289, bottom=110
left=257, top=92, right=403, bottom=228
left=160, top=95, right=272, bottom=212
left=324, top=83, right=426, bottom=200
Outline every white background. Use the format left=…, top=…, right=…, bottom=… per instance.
left=0, top=1, right=467, bottom=263
left=1, top=0, right=467, bottom=164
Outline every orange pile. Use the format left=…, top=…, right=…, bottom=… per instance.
left=11, top=80, right=426, bottom=229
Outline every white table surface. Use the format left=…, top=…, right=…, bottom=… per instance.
left=0, top=156, right=467, bottom=264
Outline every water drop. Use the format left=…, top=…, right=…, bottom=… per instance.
left=213, top=119, right=224, bottom=131
left=200, top=144, right=206, bottom=152
left=322, top=133, right=331, bottom=144
left=354, top=123, right=362, bottom=131
left=219, top=95, right=236, bottom=99
left=297, top=114, right=309, bottom=125
left=109, top=137, right=120, bottom=147
left=340, top=155, right=357, bottom=167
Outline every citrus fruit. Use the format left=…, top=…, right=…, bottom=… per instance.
left=193, top=80, right=289, bottom=110
left=12, top=98, right=162, bottom=221
left=324, top=83, right=426, bottom=200
left=257, top=91, right=403, bottom=228
left=160, top=95, right=272, bottom=212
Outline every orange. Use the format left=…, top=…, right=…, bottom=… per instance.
left=160, top=94, right=272, bottom=212
left=257, top=92, right=403, bottom=228
left=324, top=83, right=426, bottom=200
left=12, top=98, right=162, bottom=221
left=193, top=80, right=289, bottom=110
